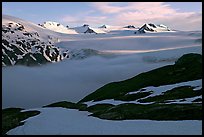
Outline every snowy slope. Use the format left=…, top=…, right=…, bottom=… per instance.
left=71, top=24, right=106, bottom=34
left=2, top=15, right=70, bottom=66
left=124, top=25, right=138, bottom=29
left=99, top=24, right=110, bottom=28
left=40, top=21, right=78, bottom=34
left=98, top=25, right=138, bottom=34
left=2, top=15, right=64, bottom=41
left=7, top=108, right=202, bottom=135
left=72, top=24, right=136, bottom=34
left=84, top=79, right=202, bottom=107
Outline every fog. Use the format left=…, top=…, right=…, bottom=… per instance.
left=2, top=54, right=169, bottom=109
left=2, top=45, right=201, bottom=109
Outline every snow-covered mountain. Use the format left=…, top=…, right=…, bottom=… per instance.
left=98, top=25, right=138, bottom=34
left=71, top=24, right=106, bottom=34
left=39, top=21, right=78, bottom=34
left=136, top=23, right=171, bottom=34
left=98, top=25, right=110, bottom=29
left=2, top=15, right=70, bottom=66
left=2, top=15, right=180, bottom=67
left=124, top=25, right=137, bottom=29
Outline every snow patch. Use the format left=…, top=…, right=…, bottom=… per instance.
left=7, top=108, right=202, bottom=135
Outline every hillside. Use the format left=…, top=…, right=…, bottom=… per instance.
left=76, top=53, right=202, bottom=120
left=2, top=15, right=70, bottom=66
left=79, top=53, right=202, bottom=102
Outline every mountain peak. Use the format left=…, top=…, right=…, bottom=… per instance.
left=124, top=25, right=136, bottom=29
left=136, top=23, right=171, bottom=34
left=38, top=21, right=77, bottom=34
left=99, top=25, right=109, bottom=29
left=83, top=24, right=89, bottom=27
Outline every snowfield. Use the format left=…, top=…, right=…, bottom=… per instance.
left=7, top=108, right=202, bottom=135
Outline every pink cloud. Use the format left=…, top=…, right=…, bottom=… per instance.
left=91, top=2, right=125, bottom=14
left=91, top=2, right=202, bottom=30
left=60, top=2, right=201, bottom=31
left=127, top=2, right=176, bottom=15
left=92, top=2, right=176, bottom=15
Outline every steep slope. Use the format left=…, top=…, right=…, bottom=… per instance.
left=136, top=23, right=171, bottom=34
left=2, top=15, right=70, bottom=66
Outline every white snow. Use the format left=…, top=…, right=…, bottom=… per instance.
left=91, top=28, right=106, bottom=34
left=2, top=14, right=75, bottom=42
left=99, top=25, right=137, bottom=33
left=84, top=99, right=152, bottom=107
left=30, top=54, right=37, bottom=61
left=16, top=54, right=23, bottom=60
left=7, top=107, right=202, bottom=135
left=164, top=95, right=202, bottom=104
left=2, top=43, right=13, bottom=51
left=83, top=79, right=202, bottom=107
left=128, top=79, right=202, bottom=96
left=41, top=21, right=78, bottom=34
left=137, top=23, right=171, bottom=33
left=71, top=25, right=106, bottom=34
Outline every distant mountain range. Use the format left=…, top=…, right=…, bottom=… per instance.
left=2, top=14, right=173, bottom=67
left=41, top=22, right=172, bottom=34
left=39, top=21, right=172, bottom=34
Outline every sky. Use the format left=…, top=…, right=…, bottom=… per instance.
left=2, top=2, right=202, bottom=31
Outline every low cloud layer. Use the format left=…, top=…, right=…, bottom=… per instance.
left=2, top=54, right=169, bottom=109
